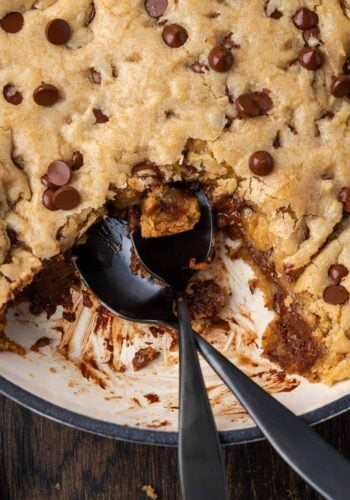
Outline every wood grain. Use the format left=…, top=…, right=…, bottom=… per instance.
left=1, top=395, right=349, bottom=500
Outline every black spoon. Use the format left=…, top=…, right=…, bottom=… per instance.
left=131, top=190, right=228, bottom=500
left=75, top=205, right=350, bottom=500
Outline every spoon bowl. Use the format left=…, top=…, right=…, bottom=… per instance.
left=131, top=189, right=213, bottom=290
left=75, top=217, right=175, bottom=326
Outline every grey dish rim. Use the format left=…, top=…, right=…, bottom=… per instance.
left=1, top=374, right=349, bottom=446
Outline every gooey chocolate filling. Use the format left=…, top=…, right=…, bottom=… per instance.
left=213, top=195, right=322, bottom=377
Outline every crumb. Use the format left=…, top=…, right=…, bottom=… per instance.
left=142, top=485, right=158, bottom=499
left=132, top=347, right=160, bottom=371
left=189, top=279, right=227, bottom=319
left=189, top=258, right=209, bottom=270
left=30, top=337, right=51, bottom=352
left=144, top=393, right=160, bottom=404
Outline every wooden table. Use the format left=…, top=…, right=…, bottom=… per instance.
left=1, top=395, right=349, bottom=500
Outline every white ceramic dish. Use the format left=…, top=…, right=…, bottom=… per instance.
left=1, top=239, right=350, bottom=445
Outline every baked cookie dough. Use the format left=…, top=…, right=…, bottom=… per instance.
left=140, top=185, right=200, bottom=238
left=2, top=0, right=350, bottom=383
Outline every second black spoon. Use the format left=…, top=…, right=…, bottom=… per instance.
left=131, top=190, right=228, bottom=500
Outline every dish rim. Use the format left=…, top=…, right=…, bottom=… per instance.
left=1, top=374, right=350, bottom=446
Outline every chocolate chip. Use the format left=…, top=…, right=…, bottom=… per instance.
left=298, top=47, right=323, bottom=70
left=293, top=8, right=318, bottom=30
left=340, top=187, right=350, bottom=213
left=47, top=160, right=72, bottom=187
left=323, top=285, right=349, bottom=305
left=33, top=84, right=59, bottom=107
left=233, top=90, right=273, bottom=118
left=221, top=32, right=240, bottom=50
left=303, top=27, right=321, bottom=44
left=273, top=132, right=281, bottom=148
left=53, top=186, right=81, bottom=210
left=162, top=24, right=188, bottom=48
left=250, top=91, right=273, bottom=114
left=87, top=2, right=96, bottom=25
left=145, top=0, right=167, bottom=18
left=270, top=10, right=283, bottom=19
left=0, top=12, right=24, bottom=33
left=6, top=227, right=17, bottom=244
left=343, top=57, right=350, bottom=75
left=208, top=46, right=233, bottom=72
left=328, top=264, right=348, bottom=285
left=46, top=19, right=71, bottom=45
left=71, top=151, right=84, bottom=170
left=191, top=62, right=208, bottom=73
left=331, top=75, right=350, bottom=98
left=42, top=188, right=58, bottom=211
left=235, top=95, right=260, bottom=118
left=249, top=151, right=274, bottom=176
left=93, top=108, right=109, bottom=123
left=90, top=68, right=102, bottom=84
left=41, top=174, right=55, bottom=188
left=3, top=84, right=22, bottom=105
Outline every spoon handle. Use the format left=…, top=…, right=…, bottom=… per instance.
left=194, top=333, right=350, bottom=500
left=176, top=292, right=228, bottom=500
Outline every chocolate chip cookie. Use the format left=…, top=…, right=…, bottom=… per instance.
left=1, top=0, right=350, bottom=383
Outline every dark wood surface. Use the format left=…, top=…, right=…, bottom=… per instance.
left=0, top=395, right=349, bottom=500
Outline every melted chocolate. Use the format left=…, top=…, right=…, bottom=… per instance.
left=132, top=347, right=160, bottom=371
left=213, top=195, right=322, bottom=375
left=18, top=254, right=80, bottom=318
left=189, top=279, right=227, bottom=319
left=30, top=337, right=51, bottom=352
